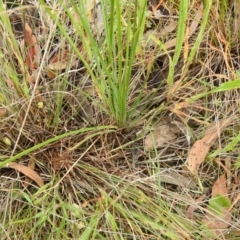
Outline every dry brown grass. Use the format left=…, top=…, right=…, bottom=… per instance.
left=1, top=0, right=240, bottom=239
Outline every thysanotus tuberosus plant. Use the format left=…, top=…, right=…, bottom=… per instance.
left=1, top=0, right=240, bottom=239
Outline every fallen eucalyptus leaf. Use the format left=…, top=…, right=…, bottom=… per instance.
left=7, top=162, right=44, bottom=188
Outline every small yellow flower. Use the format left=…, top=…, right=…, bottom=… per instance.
left=38, top=102, right=44, bottom=109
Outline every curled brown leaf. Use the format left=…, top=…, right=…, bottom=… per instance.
left=7, top=162, right=44, bottom=187
left=24, top=23, right=40, bottom=70
left=187, top=119, right=232, bottom=174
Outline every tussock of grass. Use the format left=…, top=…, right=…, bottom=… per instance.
left=1, top=0, right=240, bottom=239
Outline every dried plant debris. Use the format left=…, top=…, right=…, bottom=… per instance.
left=202, top=175, right=232, bottom=236
left=6, top=162, right=44, bottom=188
left=144, top=117, right=183, bottom=151
left=1, top=1, right=240, bottom=239
left=187, top=119, right=232, bottom=175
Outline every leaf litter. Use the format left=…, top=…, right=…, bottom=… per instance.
left=6, top=162, right=44, bottom=188
left=144, top=117, right=182, bottom=151
left=1, top=1, right=240, bottom=239
left=47, top=49, right=78, bottom=79
left=202, top=174, right=232, bottom=235
left=187, top=118, right=232, bottom=175
left=23, top=22, right=41, bottom=70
